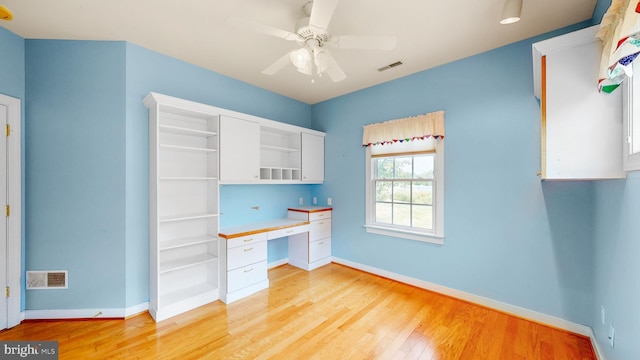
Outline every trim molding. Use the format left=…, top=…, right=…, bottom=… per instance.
left=268, top=258, right=289, bottom=269
left=24, top=302, right=150, bottom=320
left=589, top=327, right=607, bottom=360
left=125, top=302, right=149, bottom=317
left=332, top=257, right=592, bottom=337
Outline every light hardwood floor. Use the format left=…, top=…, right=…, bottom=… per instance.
left=0, top=263, right=595, bottom=359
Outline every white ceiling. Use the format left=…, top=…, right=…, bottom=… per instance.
left=0, top=0, right=597, bottom=104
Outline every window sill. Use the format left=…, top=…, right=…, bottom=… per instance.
left=364, top=225, right=444, bottom=245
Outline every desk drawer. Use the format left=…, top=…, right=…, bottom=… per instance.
left=227, top=232, right=267, bottom=249
left=268, top=224, right=310, bottom=240
left=227, top=241, right=267, bottom=271
left=310, top=210, right=331, bottom=222
left=227, top=260, right=267, bottom=293
left=309, top=219, right=331, bottom=241
left=309, top=238, right=331, bottom=263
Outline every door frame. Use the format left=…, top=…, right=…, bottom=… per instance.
left=1, top=93, right=22, bottom=328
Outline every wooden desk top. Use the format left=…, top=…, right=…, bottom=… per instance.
left=218, top=218, right=310, bottom=239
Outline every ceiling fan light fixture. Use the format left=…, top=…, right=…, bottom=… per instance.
left=314, top=48, right=330, bottom=74
left=500, top=0, right=522, bottom=25
left=290, top=47, right=312, bottom=70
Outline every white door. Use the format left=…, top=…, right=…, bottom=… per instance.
left=0, top=103, right=7, bottom=330
left=0, top=93, right=21, bottom=330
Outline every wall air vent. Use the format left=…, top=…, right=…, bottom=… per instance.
left=26, top=270, right=68, bottom=289
left=377, top=61, right=404, bottom=72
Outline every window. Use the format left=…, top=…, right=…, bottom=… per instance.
left=623, top=61, right=640, bottom=172
left=365, top=138, right=444, bottom=244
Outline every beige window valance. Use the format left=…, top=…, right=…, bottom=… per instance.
left=362, top=111, right=445, bottom=147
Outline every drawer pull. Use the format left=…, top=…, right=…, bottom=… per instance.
left=318, top=241, right=324, bottom=245
left=244, top=247, right=253, bottom=252
left=243, top=238, right=253, bottom=242
left=244, top=268, right=253, bottom=273
left=318, top=222, right=324, bottom=225
left=286, top=230, right=294, bottom=234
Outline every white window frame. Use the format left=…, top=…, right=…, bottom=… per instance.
left=365, top=139, right=444, bottom=244
left=623, top=61, right=640, bottom=172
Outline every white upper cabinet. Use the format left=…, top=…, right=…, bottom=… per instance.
left=532, top=25, right=625, bottom=180
left=301, top=132, right=325, bottom=183
left=219, top=116, right=261, bottom=182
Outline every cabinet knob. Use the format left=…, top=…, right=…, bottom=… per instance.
left=536, top=171, right=542, bottom=177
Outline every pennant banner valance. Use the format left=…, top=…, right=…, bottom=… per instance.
left=597, top=0, right=640, bottom=93
left=362, top=111, right=445, bottom=147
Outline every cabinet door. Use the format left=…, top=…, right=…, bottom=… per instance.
left=301, top=132, right=325, bottom=183
left=220, top=116, right=260, bottom=182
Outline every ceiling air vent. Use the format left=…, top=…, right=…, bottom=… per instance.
left=27, top=270, right=68, bottom=289
left=377, top=61, right=404, bottom=72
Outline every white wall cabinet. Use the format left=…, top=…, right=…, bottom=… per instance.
left=144, top=92, right=221, bottom=322
left=287, top=207, right=332, bottom=271
left=532, top=25, right=625, bottom=180
left=301, top=132, right=325, bottom=183
left=220, top=116, right=260, bottom=182
left=219, top=117, right=325, bottom=184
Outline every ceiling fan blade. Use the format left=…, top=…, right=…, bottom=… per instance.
left=327, top=35, right=397, bottom=50
left=321, top=51, right=346, bottom=82
left=226, top=17, right=298, bottom=41
left=262, top=52, right=293, bottom=75
left=309, top=0, right=339, bottom=31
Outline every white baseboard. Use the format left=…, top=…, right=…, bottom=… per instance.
left=332, top=257, right=593, bottom=337
left=125, top=302, right=149, bottom=317
left=589, top=327, right=607, bottom=360
left=24, top=302, right=150, bottom=320
left=268, top=258, right=289, bottom=269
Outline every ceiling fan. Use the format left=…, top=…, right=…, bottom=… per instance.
left=226, top=0, right=397, bottom=82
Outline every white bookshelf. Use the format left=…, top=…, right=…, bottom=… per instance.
left=144, top=92, right=221, bottom=322
left=259, top=127, right=301, bottom=181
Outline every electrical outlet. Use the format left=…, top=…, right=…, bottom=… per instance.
left=299, top=197, right=304, bottom=205
left=601, top=305, right=605, bottom=325
left=327, top=197, right=332, bottom=206
left=313, top=197, right=317, bottom=205
left=608, top=324, right=615, bottom=348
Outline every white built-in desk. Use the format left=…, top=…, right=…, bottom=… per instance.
left=218, top=206, right=332, bottom=303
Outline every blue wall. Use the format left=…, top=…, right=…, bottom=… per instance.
left=0, top=27, right=24, bottom=100
left=593, top=173, right=640, bottom=360
left=311, top=28, right=595, bottom=325
left=25, top=40, right=127, bottom=309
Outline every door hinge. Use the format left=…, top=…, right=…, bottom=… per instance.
left=5, top=205, right=9, bottom=217
left=5, top=124, right=9, bottom=137
left=5, top=287, right=9, bottom=298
